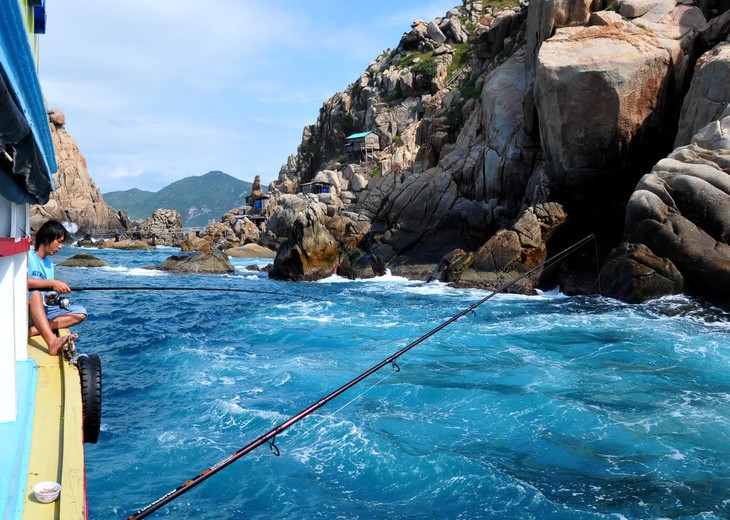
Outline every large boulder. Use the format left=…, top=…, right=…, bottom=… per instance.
left=57, top=252, right=109, bottom=268
left=523, top=0, right=595, bottom=134
left=534, top=21, right=687, bottom=202
left=225, top=243, right=277, bottom=258
left=604, top=36, right=730, bottom=305
left=100, top=239, right=153, bottom=250
left=269, top=199, right=341, bottom=281
left=266, top=194, right=310, bottom=238
left=180, top=235, right=212, bottom=252
left=197, top=220, right=236, bottom=249
left=336, top=246, right=385, bottom=279
left=152, top=249, right=235, bottom=274
left=599, top=242, right=684, bottom=303
left=325, top=211, right=372, bottom=248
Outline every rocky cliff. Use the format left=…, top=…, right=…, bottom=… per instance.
left=261, top=0, right=729, bottom=306
left=31, top=108, right=123, bottom=235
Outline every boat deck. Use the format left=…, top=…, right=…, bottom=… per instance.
left=0, top=332, right=87, bottom=519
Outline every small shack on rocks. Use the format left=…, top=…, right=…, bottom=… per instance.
left=301, top=181, right=333, bottom=195
left=344, top=131, right=380, bottom=164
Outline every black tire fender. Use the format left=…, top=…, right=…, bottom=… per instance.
left=77, top=353, right=102, bottom=444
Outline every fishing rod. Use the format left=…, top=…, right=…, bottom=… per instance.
left=69, top=286, right=319, bottom=301
left=126, top=234, right=596, bottom=520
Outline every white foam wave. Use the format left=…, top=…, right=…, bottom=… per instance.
left=534, top=287, right=568, bottom=298
left=213, top=398, right=289, bottom=423
left=314, top=274, right=349, bottom=284
left=400, top=281, right=455, bottom=297
left=157, top=431, right=178, bottom=443
left=274, top=373, right=291, bottom=387
left=98, top=265, right=165, bottom=277
left=232, top=270, right=267, bottom=280
left=314, top=270, right=577, bottom=305
left=316, top=269, right=413, bottom=285
left=62, top=221, right=79, bottom=234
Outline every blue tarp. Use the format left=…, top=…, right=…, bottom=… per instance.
left=0, top=0, right=56, bottom=204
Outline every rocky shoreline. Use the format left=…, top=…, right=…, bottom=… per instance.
left=34, top=0, right=730, bottom=307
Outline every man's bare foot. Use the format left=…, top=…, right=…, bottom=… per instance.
left=48, top=333, right=78, bottom=356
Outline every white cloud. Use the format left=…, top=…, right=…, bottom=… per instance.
left=39, top=0, right=462, bottom=192
left=106, top=165, right=145, bottom=182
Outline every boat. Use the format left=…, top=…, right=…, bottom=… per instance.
left=1, top=1, right=100, bottom=518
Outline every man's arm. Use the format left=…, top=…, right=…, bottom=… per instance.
left=28, top=277, right=71, bottom=293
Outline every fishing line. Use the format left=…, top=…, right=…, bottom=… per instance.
left=277, top=351, right=417, bottom=456
left=126, top=234, right=596, bottom=520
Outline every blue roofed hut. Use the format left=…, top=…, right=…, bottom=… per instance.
left=344, top=131, right=380, bottom=164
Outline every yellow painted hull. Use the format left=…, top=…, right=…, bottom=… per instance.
left=24, top=332, right=87, bottom=520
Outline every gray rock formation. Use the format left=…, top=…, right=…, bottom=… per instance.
left=534, top=21, right=688, bottom=204
left=126, top=208, right=182, bottom=246
left=674, top=42, right=730, bottom=147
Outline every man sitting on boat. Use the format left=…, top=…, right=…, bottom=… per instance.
left=28, top=220, right=87, bottom=355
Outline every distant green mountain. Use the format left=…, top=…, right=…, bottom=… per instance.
left=103, top=171, right=253, bottom=227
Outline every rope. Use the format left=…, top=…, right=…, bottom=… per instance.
left=126, top=234, right=596, bottom=519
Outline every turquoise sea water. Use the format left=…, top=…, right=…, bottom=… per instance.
left=53, top=247, right=729, bottom=520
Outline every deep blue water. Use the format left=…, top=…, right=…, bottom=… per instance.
left=53, top=246, right=729, bottom=520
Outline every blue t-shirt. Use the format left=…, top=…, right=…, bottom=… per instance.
left=28, top=247, right=54, bottom=295
left=27, top=247, right=87, bottom=320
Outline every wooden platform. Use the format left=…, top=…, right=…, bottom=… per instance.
left=24, top=332, right=86, bottom=520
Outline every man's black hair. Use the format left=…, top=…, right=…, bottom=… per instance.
left=35, top=220, right=67, bottom=249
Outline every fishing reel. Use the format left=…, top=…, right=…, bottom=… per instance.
left=45, top=291, right=71, bottom=310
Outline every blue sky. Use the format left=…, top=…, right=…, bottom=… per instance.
left=39, top=0, right=458, bottom=193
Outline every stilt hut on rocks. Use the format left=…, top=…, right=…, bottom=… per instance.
left=344, top=131, right=380, bottom=165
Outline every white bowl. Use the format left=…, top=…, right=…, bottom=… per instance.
left=33, top=481, right=61, bottom=503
